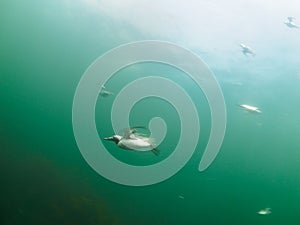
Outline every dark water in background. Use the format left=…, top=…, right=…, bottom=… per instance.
left=1, top=1, right=300, bottom=225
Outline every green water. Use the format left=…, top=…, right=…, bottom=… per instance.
left=1, top=1, right=300, bottom=225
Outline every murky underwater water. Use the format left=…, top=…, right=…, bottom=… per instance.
left=1, top=1, right=300, bottom=225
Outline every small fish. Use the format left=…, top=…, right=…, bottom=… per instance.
left=257, top=207, right=271, bottom=215
left=239, top=104, right=262, bottom=113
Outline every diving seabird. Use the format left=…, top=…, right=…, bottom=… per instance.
left=100, top=85, right=114, bottom=97
left=240, top=43, right=256, bottom=57
left=284, top=17, right=299, bottom=28
left=257, top=208, right=271, bottom=215
left=239, top=104, right=262, bottom=113
left=104, top=126, right=159, bottom=155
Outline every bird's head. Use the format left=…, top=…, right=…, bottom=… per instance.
left=104, top=135, right=122, bottom=144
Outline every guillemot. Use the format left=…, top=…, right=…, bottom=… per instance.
left=104, top=127, right=159, bottom=155
left=284, top=17, right=299, bottom=28
left=99, top=85, right=114, bottom=97
left=240, top=43, right=256, bottom=57
left=257, top=208, right=271, bottom=215
left=239, top=104, right=262, bottom=113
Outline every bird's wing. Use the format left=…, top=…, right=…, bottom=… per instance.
left=122, top=129, right=135, bottom=139
left=122, top=126, right=148, bottom=139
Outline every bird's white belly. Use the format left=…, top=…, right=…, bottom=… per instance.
left=118, top=139, right=153, bottom=151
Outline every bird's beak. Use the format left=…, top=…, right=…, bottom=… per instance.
left=104, top=136, right=113, bottom=141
